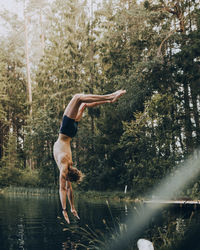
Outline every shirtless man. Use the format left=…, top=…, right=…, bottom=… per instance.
left=53, top=90, right=126, bottom=223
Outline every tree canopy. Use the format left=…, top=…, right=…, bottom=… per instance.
left=0, top=0, right=200, bottom=197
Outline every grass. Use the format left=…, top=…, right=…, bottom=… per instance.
left=59, top=200, right=138, bottom=250
left=0, top=186, right=58, bottom=196
left=0, top=186, right=139, bottom=202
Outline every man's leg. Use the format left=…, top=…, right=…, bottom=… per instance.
left=64, top=90, right=126, bottom=119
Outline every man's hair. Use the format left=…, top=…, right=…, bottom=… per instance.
left=67, top=166, right=83, bottom=183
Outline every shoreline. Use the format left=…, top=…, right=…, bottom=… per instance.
left=0, top=186, right=137, bottom=202
left=1, top=187, right=199, bottom=205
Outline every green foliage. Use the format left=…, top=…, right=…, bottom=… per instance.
left=0, top=162, right=40, bottom=188
left=0, top=166, right=21, bottom=187
left=119, top=93, right=184, bottom=193
left=0, top=20, right=28, bottom=181
left=0, top=0, right=200, bottom=196
left=19, top=168, right=40, bottom=187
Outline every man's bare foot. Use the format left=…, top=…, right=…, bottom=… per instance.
left=71, top=208, right=80, bottom=219
left=111, top=89, right=126, bottom=103
left=62, top=210, right=70, bottom=224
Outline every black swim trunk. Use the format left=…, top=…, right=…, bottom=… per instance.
left=59, top=115, right=78, bottom=138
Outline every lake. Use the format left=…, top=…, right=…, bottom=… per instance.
left=0, top=193, right=200, bottom=250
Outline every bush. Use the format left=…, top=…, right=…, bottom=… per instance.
left=0, top=166, right=22, bottom=187
left=0, top=167, right=40, bottom=188
left=20, top=168, right=40, bottom=187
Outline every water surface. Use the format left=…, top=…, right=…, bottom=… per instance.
left=0, top=193, right=200, bottom=250
left=0, top=193, right=127, bottom=250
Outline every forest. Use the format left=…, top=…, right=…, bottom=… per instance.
left=0, top=0, right=200, bottom=196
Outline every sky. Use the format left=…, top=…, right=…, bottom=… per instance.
left=0, top=0, right=23, bottom=35
left=0, top=0, right=143, bottom=17
left=1, top=0, right=24, bottom=16
left=0, top=0, right=143, bottom=35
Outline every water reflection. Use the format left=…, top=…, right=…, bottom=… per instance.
left=17, top=218, right=25, bottom=249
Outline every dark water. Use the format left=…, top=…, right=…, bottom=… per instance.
left=0, top=194, right=128, bottom=250
left=0, top=194, right=200, bottom=250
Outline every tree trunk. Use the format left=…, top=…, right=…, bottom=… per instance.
left=24, top=13, right=32, bottom=117
left=24, top=5, right=33, bottom=169
left=39, top=9, right=45, bottom=56
left=0, top=122, right=3, bottom=160
left=183, top=82, right=193, bottom=154
left=190, top=83, right=200, bottom=147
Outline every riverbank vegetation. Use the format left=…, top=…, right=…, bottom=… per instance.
left=60, top=200, right=198, bottom=250
left=0, top=186, right=136, bottom=202
left=0, top=0, right=200, bottom=198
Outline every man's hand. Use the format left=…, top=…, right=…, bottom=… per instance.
left=71, top=208, right=80, bottom=220
left=62, top=210, right=70, bottom=224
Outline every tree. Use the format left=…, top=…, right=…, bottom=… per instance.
left=29, top=0, right=91, bottom=185
left=0, top=40, right=28, bottom=184
left=119, top=93, right=183, bottom=193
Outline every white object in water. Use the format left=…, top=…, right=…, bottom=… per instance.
left=124, top=185, right=127, bottom=194
left=137, top=239, right=154, bottom=250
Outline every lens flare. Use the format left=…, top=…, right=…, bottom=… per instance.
left=104, top=150, right=200, bottom=250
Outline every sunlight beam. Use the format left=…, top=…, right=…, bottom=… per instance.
left=105, top=150, right=200, bottom=250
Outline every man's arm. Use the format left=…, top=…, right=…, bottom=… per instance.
left=66, top=181, right=80, bottom=219
left=59, top=167, right=70, bottom=224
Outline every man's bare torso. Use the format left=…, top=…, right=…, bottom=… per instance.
left=53, top=134, right=72, bottom=170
